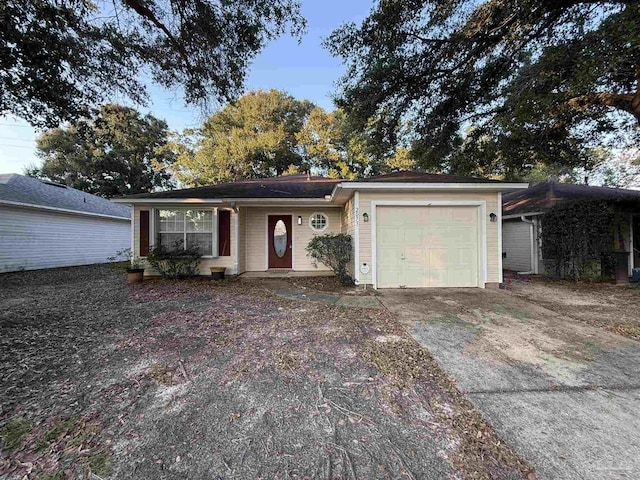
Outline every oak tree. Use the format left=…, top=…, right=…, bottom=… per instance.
left=1, top=0, right=305, bottom=127
left=27, top=104, right=175, bottom=197
left=327, top=1, right=640, bottom=178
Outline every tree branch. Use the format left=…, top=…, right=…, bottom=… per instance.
left=564, top=92, right=640, bottom=122
left=121, top=0, right=192, bottom=70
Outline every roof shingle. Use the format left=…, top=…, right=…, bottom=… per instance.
left=503, top=181, right=640, bottom=215
left=118, top=171, right=510, bottom=201
left=0, top=174, right=131, bottom=218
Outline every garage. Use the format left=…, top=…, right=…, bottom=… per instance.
left=376, top=205, right=481, bottom=288
left=502, top=220, right=534, bottom=272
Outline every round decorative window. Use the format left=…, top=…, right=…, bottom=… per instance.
left=309, top=212, right=328, bottom=231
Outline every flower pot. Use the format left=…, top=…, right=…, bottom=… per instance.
left=210, top=267, right=226, bottom=280
left=127, top=269, right=145, bottom=283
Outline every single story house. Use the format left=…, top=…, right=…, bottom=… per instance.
left=502, top=181, right=640, bottom=277
left=113, top=172, right=527, bottom=288
left=0, top=174, right=131, bottom=273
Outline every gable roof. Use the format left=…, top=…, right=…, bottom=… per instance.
left=121, top=174, right=341, bottom=200
left=0, top=174, right=131, bottom=219
left=116, top=171, right=518, bottom=202
left=503, top=181, right=640, bottom=215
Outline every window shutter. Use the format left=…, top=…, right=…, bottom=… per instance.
left=140, top=210, right=150, bottom=257
left=218, top=210, right=231, bottom=257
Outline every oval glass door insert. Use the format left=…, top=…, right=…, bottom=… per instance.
left=274, top=220, right=288, bottom=257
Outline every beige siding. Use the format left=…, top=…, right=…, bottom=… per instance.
left=244, top=207, right=342, bottom=271
left=502, top=219, right=533, bottom=272
left=237, top=207, right=247, bottom=274
left=0, top=204, right=130, bottom=273
left=133, top=205, right=240, bottom=276
left=356, top=191, right=502, bottom=285
left=341, top=196, right=357, bottom=276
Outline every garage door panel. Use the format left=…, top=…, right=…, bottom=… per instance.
left=404, top=226, right=426, bottom=245
left=448, top=226, right=475, bottom=244
left=378, top=226, right=401, bottom=247
left=377, top=207, right=404, bottom=226
left=405, top=266, right=427, bottom=287
left=376, top=206, right=479, bottom=288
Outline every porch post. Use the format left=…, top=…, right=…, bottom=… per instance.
left=234, top=209, right=240, bottom=275
left=631, top=214, right=635, bottom=276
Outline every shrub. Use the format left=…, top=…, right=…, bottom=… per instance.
left=541, top=200, right=617, bottom=280
left=146, top=240, right=202, bottom=279
left=306, top=234, right=354, bottom=285
left=107, top=248, right=144, bottom=272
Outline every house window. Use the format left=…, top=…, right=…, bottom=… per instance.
left=158, top=209, right=214, bottom=256
left=309, top=212, right=328, bottom=232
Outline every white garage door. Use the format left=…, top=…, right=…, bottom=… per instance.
left=502, top=220, right=533, bottom=272
left=376, top=206, right=480, bottom=288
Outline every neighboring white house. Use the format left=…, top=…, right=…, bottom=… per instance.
left=502, top=181, right=640, bottom=277
left=0, top=174, right=131, bottom=273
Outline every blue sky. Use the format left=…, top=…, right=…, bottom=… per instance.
left=0, top=0, right=372, bottom=175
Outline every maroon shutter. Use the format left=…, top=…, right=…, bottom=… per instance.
left=140, top=210, right=150, bottom=257
left=218, top=210, right=231, bottom=256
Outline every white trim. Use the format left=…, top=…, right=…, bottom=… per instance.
left=630, top=214, right=634, bottom=276
left=339, top=182, right=528, bottom=190
left=234, top=210, right=240, bottom=275
left=130, top=207, right=135, bottom=261
left=149, top=208, right=156, bottom=250
left=370, top=200, right=487, bottom=289
left=531, top=219, right=538, bottom=275
left=155, top=207, right=218, bottom=258
left=0, top=199, right=130, bottom=221
left=212, top=207, right=219, bottom=259
left=502, top=212, right=544, bottom=220
left=331, top=182, right=528, bottom=201
left=113, top=198, right=224, bottom=204
left=354, top=191, right=360, bottom=284
left=481, top=204, right=488, bottom=286
left=112, top=197, right=338, bottom=205
left=265, top=213, right=294, bottom=270
left=497, top=192, right=503, bottom=284
left=519, top=216, right=540, bottom=275
left=309, top=211, right=329, bottom=232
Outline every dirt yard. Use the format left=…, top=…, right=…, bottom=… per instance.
left=507, top=276, right=640, bottom=340
left=0, top=265, right=532, bottom=479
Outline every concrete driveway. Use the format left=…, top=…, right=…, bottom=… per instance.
left=379, top=288, right=640, bottom=480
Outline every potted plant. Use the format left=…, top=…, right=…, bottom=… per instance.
left=210, top=266, right=226, bottom=280
left=108, top=248, right=145, bottom=283
left=127, top=257, right=145, bottom=283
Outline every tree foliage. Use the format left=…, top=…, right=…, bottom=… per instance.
left=327, top=1, right=640, bottom=178
left=297, top=108, right=391, bottom=179
left=172, top=90, right=397, bottom=186
left=541, top=201, right=617, bottom=280
left=0, top=0, right=305, bottom=127
left=172, top=90, right=314, bottom=185
left=306, top=234, right=354, bottom=285
left=28, top=104, right=175, bottom=198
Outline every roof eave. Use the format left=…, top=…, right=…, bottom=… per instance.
left=0, top=199, right=130, bottom=220
left=112, top=197, right=337, bottom=205
left=330, top=181, right=529, bottom=201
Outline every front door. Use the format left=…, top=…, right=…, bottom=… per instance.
left=268, top=215, right=293, bottom=269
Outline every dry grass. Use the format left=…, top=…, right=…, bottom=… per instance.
left=1, top=266, right=533, bottom=479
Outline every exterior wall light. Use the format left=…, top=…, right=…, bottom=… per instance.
left=489, top=213, right=497, bottom=222
left=363, top=212, right=369, bottom=222
left=297, top=215, right=302, bottom=225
